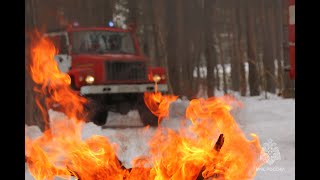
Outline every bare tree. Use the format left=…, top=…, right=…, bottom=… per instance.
left=204, top=0, right=218, bottom=97
left=151, top=0, right=174, bottom=94
left=238, top=2, right=247, bottom=96
left=180, top=0, right=202, bottom=98
left=246, top=0, right=260, bottom=96
left=261, top=0, right=276, bottom=94
left=274, top=0, right=284, bottom=94
left=165, top=0, right=182, bottom=95
left=217, top=34, right=228, bottom=94
left=230, top=6, right=240, bottom=92
left=230, top=0, right=247, bottom=96
left=152, top=0, right=167, bottom=67
left=175, top=0, right=187, bottom=96
left=140, top=0, right=157, bottom=65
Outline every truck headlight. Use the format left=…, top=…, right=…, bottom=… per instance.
left=153, top=74, right=161, bottom=83
left=85, top=75, right=95, bottom=84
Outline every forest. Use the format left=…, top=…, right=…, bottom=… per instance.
left=25, top=0, right=295, bottom=128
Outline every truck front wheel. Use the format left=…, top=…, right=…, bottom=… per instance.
left=86, top=96, right=108, bottom=126
left=91, top=110, right=108, bottom=126
left=137, top=95, right=158, bottom=127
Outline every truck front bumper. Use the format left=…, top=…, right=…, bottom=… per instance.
left=80, top=83, right=168, bottom=95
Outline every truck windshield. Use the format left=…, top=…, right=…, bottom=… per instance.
left=72, top=31, right=136, bottom=54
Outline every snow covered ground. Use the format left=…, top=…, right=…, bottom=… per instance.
left=25, top=94, right=295, bottom=180
left=236, top=95, right=295, bottom=180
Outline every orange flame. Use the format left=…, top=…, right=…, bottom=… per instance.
left=131, top=95, right=264, bottom=180
left=29, top=31, right=87, bottom=126
left=143, top=92, right=178, bottom=125
left=26, top=31, right=126, bottom=179
left=26, top=30, right=266, bottom=180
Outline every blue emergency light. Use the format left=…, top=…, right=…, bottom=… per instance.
left=108, top=21, right=114, bottom=27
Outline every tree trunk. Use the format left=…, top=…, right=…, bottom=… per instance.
left=237, top=3, right=247, bottom=96
left=204, top=0, right=217, bottom=97
left=269, top=0, right=279, bottom=92
left=152, top=0, right=166, bottom=67
left=230, top=7, right=240, bottom=92
left=181, top=0, right=199, bottom=98
left=216, top=65, right=221, bottom=91
left=151, top=0, right=174, bottom=94
left=195, top=0, right=206, bottom=97
left=166, top=0, right=181, bottom=94
left=174, top=0, right=185, bottom=96
left=246, top=0, right=260, bottom=96
left=272, top=0, right=284, bottom=94
left=231, top=0, right=247, bottom=96
left=141, top=0, right=157, bottom=66
left=254, top=1, right=264, bottom=96
left=218, top=35, right=228, bottom=94
left=162, top=0, right=184, bottom=95
left=261, top=0, right=276, bottom=94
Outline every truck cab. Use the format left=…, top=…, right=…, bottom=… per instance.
left=45, top=24, right=168, bottom=126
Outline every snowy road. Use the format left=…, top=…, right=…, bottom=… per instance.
left=237, top=96, right=295, bottom=180
left=25, top=95, right=295, bottom=180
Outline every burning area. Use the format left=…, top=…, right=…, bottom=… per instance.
left=25, top=31, right=266, bottom=180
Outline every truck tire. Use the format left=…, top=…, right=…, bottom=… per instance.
left=86, top=96, right=108, bottom=126
left=137, top=95, right=158, bottom=127
left=91, top=110, right=108, bottom=126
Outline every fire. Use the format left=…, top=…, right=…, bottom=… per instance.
left=133, top=96, right=264, bottom=179
left=29, top=31, right=87, bottom=126
left=25, top=31, right=266, bottom=180
left=26, top=31, right=126, bottom=180
left=143, top=92, right=178, bottom=125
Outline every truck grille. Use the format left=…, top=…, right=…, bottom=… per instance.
left=105, top=61, right=147, bottom=81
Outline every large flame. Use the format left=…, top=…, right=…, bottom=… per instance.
left=29, top=31, right=87, bottom=127
left=25, top=31, right=266, bottom=180
left=132, top=94, right=264, bottom=180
